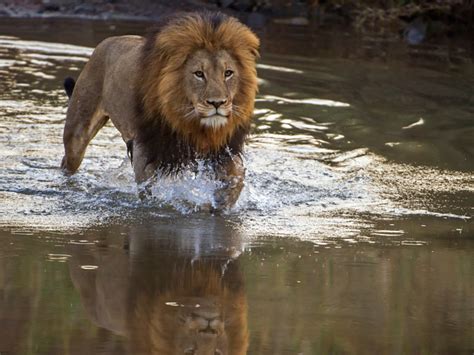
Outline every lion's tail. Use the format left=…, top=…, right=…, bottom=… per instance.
left=63, top=77, right=76, bottom=98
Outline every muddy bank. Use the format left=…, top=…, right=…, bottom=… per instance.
left=2, top=0, right=473, bottom=44
left=0, top=0, right=204, bottom=21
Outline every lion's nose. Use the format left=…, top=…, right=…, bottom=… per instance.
left=206, top=99, right=227, bottom=109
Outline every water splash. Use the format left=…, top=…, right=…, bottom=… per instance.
left=147, top=161, right=225, bottom=213
left=0, top=36, right=471, bottom=242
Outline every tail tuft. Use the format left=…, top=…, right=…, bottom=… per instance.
left=63, top=77, right=76, bottom=98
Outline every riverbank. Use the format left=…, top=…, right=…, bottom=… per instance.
left=1, top=0, right=473, bottom=45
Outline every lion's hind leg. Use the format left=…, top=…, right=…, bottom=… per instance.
left=61, top=90, right=109, bottom=175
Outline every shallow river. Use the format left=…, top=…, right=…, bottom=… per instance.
left=0, top=18, right=473, bottom=354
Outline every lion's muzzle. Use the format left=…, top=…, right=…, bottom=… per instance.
left=206, top=98, right=227, bottom=109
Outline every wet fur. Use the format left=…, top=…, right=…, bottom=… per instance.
left=61, top=12, right=259, bottom=208
left=135, top=12, right=259, bottom=172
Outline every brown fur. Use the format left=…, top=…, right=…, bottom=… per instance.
left=137, top=12, right=259, bottom=155
left=61, top=12, right=259, bottom=208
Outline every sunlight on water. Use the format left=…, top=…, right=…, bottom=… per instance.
left=0, top=20, right=472, bottom=355
left=0, top=37, right=93, bottom=56
left=256, top=63, right=304, bottom=74
left=257, top=94, right=351, bottom=107
left=0, top=37, right=472, bottom=241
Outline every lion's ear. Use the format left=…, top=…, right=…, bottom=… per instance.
left=241, top=36, right=259, bottom=62
left=250, top=47, right=260, bottom=59
left=246, top=39, right=259, bottom=59
left=245, top=31, right=260, bottom=60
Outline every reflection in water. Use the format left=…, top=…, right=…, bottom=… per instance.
left=0, top=223, right=473, bottom=354
left=246, top=238, right=474, bottom=354
left=68, top=221, right=247, bottom=355
left=0, top=17, right=473, bottom=355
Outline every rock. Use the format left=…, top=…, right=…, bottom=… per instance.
left=73, top=3, right=98, bottom=15
left=0, top=4, right=15, bottom=16
left=40, top=4, right=60, bottom=12
left=404, top=17, right=427, bottom=45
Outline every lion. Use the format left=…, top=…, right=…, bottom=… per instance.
left=61, top=12, right=259, bottom=209
left=68, top=225, right=248, bottom=354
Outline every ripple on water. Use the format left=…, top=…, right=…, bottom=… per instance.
left=0, top=36, right=472, bottom=242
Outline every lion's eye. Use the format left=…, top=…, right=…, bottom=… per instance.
left=194, top=71, right=205, bottom=79
left=224, top=70, right=234, bottom=79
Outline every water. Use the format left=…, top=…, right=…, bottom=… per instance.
left=0, top=18, right=473, bottom=354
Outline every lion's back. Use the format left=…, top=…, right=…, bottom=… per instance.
left=75, top=35, right=144, bottom=93
left=93, top=35, right=145, bottom=79
left=74, top=35, right=146, bottom=140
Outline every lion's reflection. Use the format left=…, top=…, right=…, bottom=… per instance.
left=68, top=222, right=248, bottom=355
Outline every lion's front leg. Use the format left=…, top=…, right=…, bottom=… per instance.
left=213, top=155, right=245, bottom=210
left=130, top=142, right=157, bottom=199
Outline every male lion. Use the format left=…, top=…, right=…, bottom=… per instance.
left=61, top=12, right=259, bottom=208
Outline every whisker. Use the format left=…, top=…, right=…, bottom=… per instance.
left=183, top=109, right=196, bottom=119
left=176, top=105, right=194, bottom=113
left=232, top=106, right=245, bottom=116
left=232, top=109, right=244, bottom=119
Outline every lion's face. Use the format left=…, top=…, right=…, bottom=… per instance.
left=171, top=297, right=229, bottom=355
left=137, top=265, right=248, bottom=355
left=140, top=12, right=259, bottom=152
left=183, top=50, right=239, bottom=130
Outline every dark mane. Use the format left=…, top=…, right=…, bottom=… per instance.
left=133, top=11, right=258, bottom=174
left=135, top=102, right=249, bottom=175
